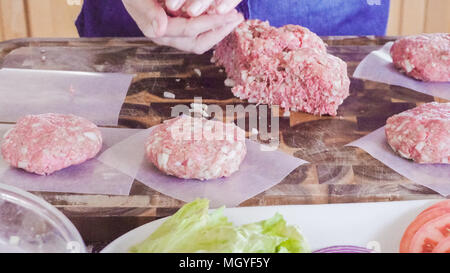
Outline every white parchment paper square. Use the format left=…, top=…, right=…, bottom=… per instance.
left=347, top=127, right=450, bottom=197
left=0, top=68, right=133, bottom=126
left=0, top=125, right=140, bottom=195
left=353, top=42, right=450, bottom=100
left=98, top=127, right=308, bottom=208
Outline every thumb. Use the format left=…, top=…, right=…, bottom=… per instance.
left=147, top=0, right=168, bottom=37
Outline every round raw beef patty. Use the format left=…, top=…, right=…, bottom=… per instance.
left=390, top=33, right=450, bottom=82
left=385, top=102, right=450, bottom=164
left=145, top=115, right=247, bottom=180
left=1, top=113, right=102, bottom=175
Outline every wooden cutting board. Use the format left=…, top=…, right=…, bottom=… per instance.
left=0, top=36, right=446, bottom=250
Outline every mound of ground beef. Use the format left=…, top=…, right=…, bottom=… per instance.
left=213, top=20, right=350, bottom=116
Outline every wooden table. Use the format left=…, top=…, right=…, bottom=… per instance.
left=0, top=36, right=446, bottom=252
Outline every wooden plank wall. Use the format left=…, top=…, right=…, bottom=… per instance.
left=0, top=0, right=82, bottom=41
left=0, top=0, right=448, bottom=41
left=0, top=0, right=29, bottom=40
left=387, top=0, right=450, bottom=35
left=26, top=0, right=82, bottom=38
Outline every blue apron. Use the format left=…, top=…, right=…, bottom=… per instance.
left=245, top=0, right=390, bottom=35
left=76, top=0, right=390, bottom=37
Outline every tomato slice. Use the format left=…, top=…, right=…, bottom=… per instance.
left=408, top=213, right=450, bottom=253
left=419, top=200, right=450, bottom=216
left=400, top=207, right=450, bottom=253
left=432, top=237, right=450, bottom=253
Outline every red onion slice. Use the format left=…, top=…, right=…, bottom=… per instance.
left=313, top=245, right=374, bottom=253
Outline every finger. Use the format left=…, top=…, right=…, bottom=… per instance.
left=192, top=13, right=243, bottom=54
left=165, top=11, right=241, bottom=37
left=152, top=36, right=192, bottom=52
left=184, top=0, right=215, bottom=17
left=123, top=0, right=168, bottom=38
left=215, top=0, right=243, bottom=14
left=165, top=0, right=186, bottom=11
left=146, top=0, right=169, bottom=37
left=153, top=13, right=243, bottom=54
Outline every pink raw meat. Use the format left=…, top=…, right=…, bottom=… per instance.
left=385, top=102, right=450, bottom=164
left=213, top=19, right=349, bottom=116
left=145, top=115, right=246, bottom=180
left=157, top=0, right=219, bottom=17
left=233, top=48, right=350, bottom=115
left=214, top=20, right=326, bottom=83
left=390, top=33, right=450, bottom=82
left=1, top=113, right=102, bottom=175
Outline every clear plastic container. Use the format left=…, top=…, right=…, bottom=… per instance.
left=0, top=183, right=86, bottom=253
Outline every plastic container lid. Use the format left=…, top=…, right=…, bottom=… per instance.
left=0, top=183, right=86, bottom=253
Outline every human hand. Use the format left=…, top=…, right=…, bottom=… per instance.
left=164, top=0, right=244, bottom=17
left=123, top=0, right=244, bottom=54
left=153, top=11, right=243, bottom=54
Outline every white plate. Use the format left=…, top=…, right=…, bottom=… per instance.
left=101, top=199, right=443, bottom=253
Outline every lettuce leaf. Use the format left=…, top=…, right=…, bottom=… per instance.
left=130, top=199, right=309, bottom=253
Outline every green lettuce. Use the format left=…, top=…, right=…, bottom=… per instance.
left=130, top=199, right=310, bottom=253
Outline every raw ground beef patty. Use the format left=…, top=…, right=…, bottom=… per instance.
left=213, top=19, right=350, bottom=116
left=390, top=33, right=450, bottom=82
left=385, top=102, right=450, bottom=164
left=1, top=113, right=102, bottom=175
left=145, top=115, right=247, bottom=180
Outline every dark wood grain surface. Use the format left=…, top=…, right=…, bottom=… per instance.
left=0, top=36, right=446, bottom=252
